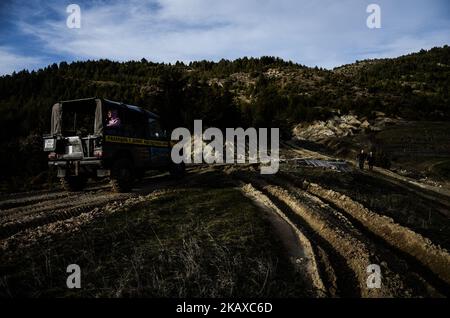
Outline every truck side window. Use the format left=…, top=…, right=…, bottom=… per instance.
left=148, top=118, right=163, bottom=138
left=106, top=110, right=121, bottom=128
left=104, top=108, right=122, bottom=135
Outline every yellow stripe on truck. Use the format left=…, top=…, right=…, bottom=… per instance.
left=105, top=135, right=169, bottom=147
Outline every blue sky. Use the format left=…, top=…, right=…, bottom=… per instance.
left=0, top=0, right=449, bottom=75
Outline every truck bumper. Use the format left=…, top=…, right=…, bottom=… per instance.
left=48, top=159, right=102, bottom=167
left=49, top=160, right=109, bottom=177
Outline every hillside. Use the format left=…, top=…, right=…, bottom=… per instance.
left=1, top=47, right=450, bottom=298
left=0, top=46, right=449, bottom=189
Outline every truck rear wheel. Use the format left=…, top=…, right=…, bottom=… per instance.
left=110, top=159, right=134, bottom=192
left=60, top=176, right=87, bottom=191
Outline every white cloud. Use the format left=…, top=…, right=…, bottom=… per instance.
left=6, top=0, right=450, bottom=71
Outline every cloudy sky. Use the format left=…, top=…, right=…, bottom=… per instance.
left=0, top=0, right=449, bottom=75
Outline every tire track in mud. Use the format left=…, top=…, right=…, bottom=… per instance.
left=274, top=171, right=450, bottom=293
left=1, top=191, right=118, bottom=219
left=238, top=179, right=359, bottom=297
left=234, top=171, right=445, bottom=297
left=0, top=191, right=73, bottom=211
left=0, top=190, right=172, bottom=252
left=240, top=183, right=327, bottom=297
left=0, top=174, right=182, bottom=243
left=0, top=191, right=67, bottom=210
left=0, top=188, right=59, bottom=201
left=236, top=173, right=373, bottom=297
left=0, top=191, right=132, bottom=240
left=0, top=183, right=112, bottom=211
left=298, top=180, right=450, bottom=295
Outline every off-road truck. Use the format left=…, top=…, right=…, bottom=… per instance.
left=43, top=98, right=184, bottom=192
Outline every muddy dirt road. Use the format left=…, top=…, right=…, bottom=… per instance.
left=1, top=148, right=449, bottom=298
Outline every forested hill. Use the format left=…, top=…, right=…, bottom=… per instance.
left=1, top=45, right=449, bottom=140
left=0, top=45, right=449, bottom=187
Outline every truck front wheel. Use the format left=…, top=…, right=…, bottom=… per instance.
left=60, top=176, right=87, bottom=191
left=110, top=159, right=134, bottom=192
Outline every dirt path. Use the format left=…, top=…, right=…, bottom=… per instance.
left=231, top=168, right=448, bottom=297
left=1, top=160, right=448, bottom=297
left=284, top=140, right=450, bottom=215
left=302, top=180, right=450, bottom=286
left=240, top=183, right=326, bottom=297
left=0, top=173, right=184, bottom=248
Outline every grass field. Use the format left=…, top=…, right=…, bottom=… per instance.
left=0, top=179, right=308, bottom=297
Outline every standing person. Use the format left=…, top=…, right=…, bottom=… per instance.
left=367, top=151, right=375, bottom=171
left=357, top=149, right=366, bottom=170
